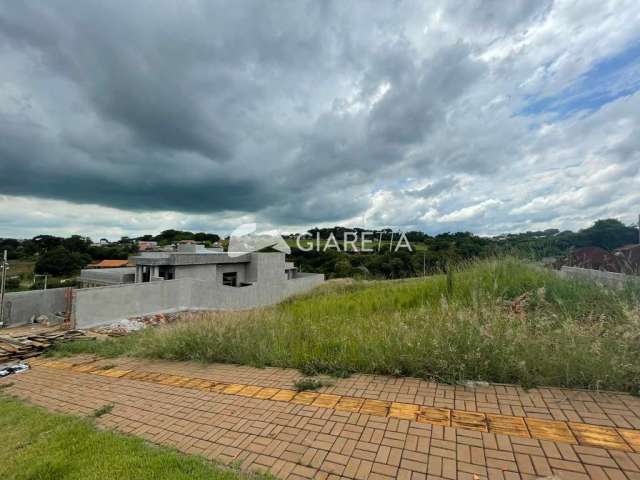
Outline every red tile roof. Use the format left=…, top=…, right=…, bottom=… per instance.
left=89, top=259, right=131, bottom=268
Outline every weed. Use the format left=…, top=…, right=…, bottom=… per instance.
left=91, top=404, right=114, bottom=418
left=293, top=378, right=326, bottom=391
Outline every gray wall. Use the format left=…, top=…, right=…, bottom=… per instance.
left=215, top=263, right=247, bottom=285
left=559, top=266, right=639, bottom=289
left=73, top=279, right=192, bottom=328
left=174, top=264, right=218, bottom=282
left=1, top=288, right=68, bottom=327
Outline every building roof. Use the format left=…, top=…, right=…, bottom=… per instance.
left=129, top=251, right=252, bottom=266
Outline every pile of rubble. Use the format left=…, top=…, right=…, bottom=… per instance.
left=0, top=329, right=89, bottom=363
left=91, top=312, right=179, bottom=336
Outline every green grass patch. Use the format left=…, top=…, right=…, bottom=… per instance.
left=0, top=396, right=268, bottom=480
left=49, top=258, right=640, bottom=393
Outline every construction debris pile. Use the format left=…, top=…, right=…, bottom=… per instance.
left=0, top=330, right=89, bottom=363
left=91, top=312, right=179, bottom=336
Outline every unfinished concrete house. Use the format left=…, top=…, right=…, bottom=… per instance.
left=71, top=245, right=323, bottom=328
left=3, top=245, right=323, bottom=329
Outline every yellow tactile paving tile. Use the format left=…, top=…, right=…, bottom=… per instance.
left=619, top=429, right=640, bottom=452
left=525, top=418, right=577, bottom=444
left=71, top=364, right=101, bottom=373
left=271, top=389, right=297, bottom=402
left=236, top=385, right=263, bottom=397
left=334, top=396, right=365, bottom=413
left=569, top=423, right=632, bottom=451
left=291, top=391, right=319, bottom=405
left=389, top=402, right=419, bottom=420
left=360, top=399, right=391, bottom=416
left=223, top=384, right=246, bottom=395
left=252, top=387, right=280, bottom=399
left=486, top=413, right=530, bottom=437
left=210, top=383, right=230, bottom=393
left=96, top=368, right=131, bottom=378
left=312, top=393, right=341, bottom=409
left=157, top=375, right=186, bottom=385
left=123, top=371, right=152, bottom=381
left=451, top=410, right=488, bottom=432
left=416, top=406, right=450, bottom=426
left=31, top=361, right=640, bottom=452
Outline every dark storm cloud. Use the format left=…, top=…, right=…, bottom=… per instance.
left=1, top=0, right=491, bottom=222
left=0, top=0, right=637, bottom=236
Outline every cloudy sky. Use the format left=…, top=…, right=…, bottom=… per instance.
left=0, top=1, right=639, bottom=240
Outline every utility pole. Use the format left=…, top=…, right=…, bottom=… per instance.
left=0, top=250, right=7, bottom=327
left=423, top=251, right=426, bottom=277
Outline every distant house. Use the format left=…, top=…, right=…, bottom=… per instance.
left=556, top=245, right=640, bottom=275
left=614, top=244, right=640, bottom=274
left=87, top=259, right=132, bottom=269
left=137, top=240, right=158, bottom=251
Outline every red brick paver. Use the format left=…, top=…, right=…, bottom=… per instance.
left=2, top=356, right=640, bottom=480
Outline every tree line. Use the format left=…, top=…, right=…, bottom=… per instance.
left=0, top=219, right=636, bottom=281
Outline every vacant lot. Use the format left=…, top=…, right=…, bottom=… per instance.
left=52, top=258, right=640, bottom=393
left=0, top=395, right=264, bottom=480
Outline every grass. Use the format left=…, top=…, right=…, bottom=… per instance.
left=0, top=395, right=268, bottom=480
left=50, top=257, right=640, bottom=393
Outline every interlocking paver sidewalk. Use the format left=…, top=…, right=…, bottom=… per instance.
left=2, top=355, right=640, bottom=480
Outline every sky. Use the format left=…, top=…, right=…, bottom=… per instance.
left=0, top=0, right=639, bottom=240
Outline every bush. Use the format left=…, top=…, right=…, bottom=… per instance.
left=35, top=247, right=88, bottom=276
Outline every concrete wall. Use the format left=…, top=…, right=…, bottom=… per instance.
left=80, top=267, right=136, bottom=287
left=1, top=288, right=68, bottom=327
left=73, top=279, right=192, bottom=328
left=559, top=266, right=640, bottom=289
left=174, top=264, right=218, bottom=282
left=215, top=263, right=247, bottom=285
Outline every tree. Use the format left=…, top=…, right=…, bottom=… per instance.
left=35, top=247, right=88, bottom=276
left=574, top=219, right=637, bottom=250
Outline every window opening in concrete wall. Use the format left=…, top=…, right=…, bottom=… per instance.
left=222, top=272, right=237, bottom=287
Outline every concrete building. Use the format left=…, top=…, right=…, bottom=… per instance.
left=69, top=247, right=323, bottom=328
left=128, top=243, right=296, bottom=286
